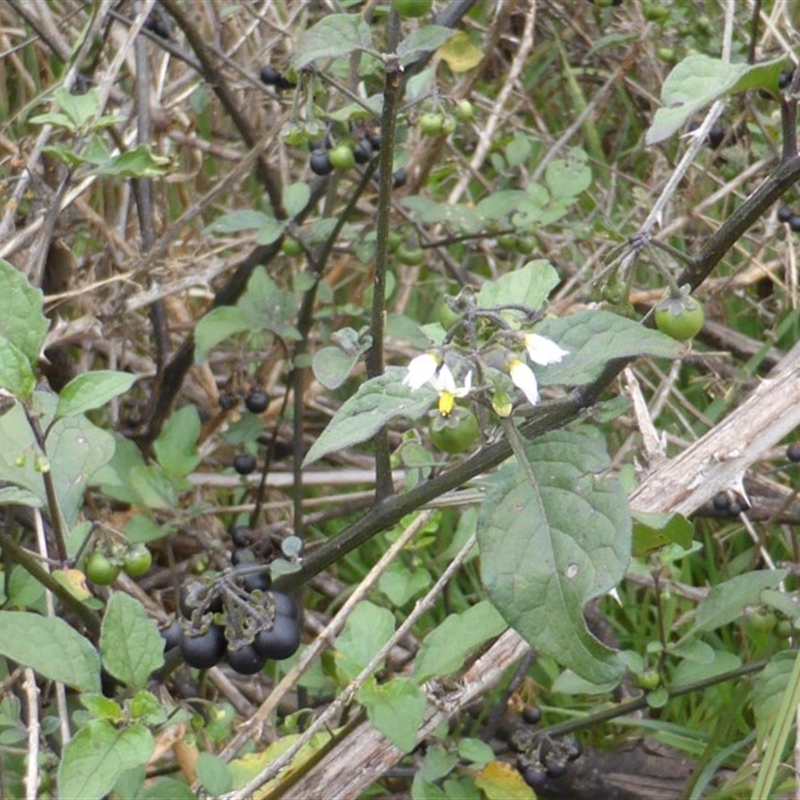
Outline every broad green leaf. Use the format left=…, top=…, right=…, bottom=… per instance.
left=0, top=336, right=36, bottom=399
left=439, top=30, right=483, bottom=72
left=535, top=310, right=682, bottom=386
left=57, top=720, right=154, bottom=800
left=93, top=145, right=170, bottom=177
left=56, top=370, right=138, bottom=419
left=402, top=196, right=483, bottom=233
left=357, top=677, right=427, bottom=753
left=0, top=402, right=44, bottom=498
left=752, top=651, right=795, bottom=745
left=195, top=306, right=251, bottom=363
left=0, top=259, right=48, bottom=366
left=153, top=405, right=201, bottom=478
left=334, top=601, right=395, bottom=681
left=256, top=216, right=288, bottom=245
left=420, top=748, right=459, bottom=782
left=550, top=668, right=620, bottom=695
left=671, top=649, right=740, bottom=688
left=476, top=260, right=559, bottom=312
left=140, top=778, right=196, bottom=799
left=312, top=346, right=358, bottom=390
left=100, top=593, right=164, bottom=690
left=412, top=774, right=449, bottom=800
left=204, top=209, right=272, bottom=235
left=475, top=190, right=529, bottom=221
left=303, top=368, right=435, bottom=465
left=283, top=182, right=311, bottom=218
left=0, top=611, right=100, bottom=692
left=237, top=268, right=299, bottom=340
left=53, top=86, right=100, bottom=128
left=478, top=427, right=630, bottom=684
left=761, top=589, right=800, bottom=620
left=47, top=415, right=116, bottom=526
left=293, top=14, right=373, bottom=70
left=397, top=26, right=454, bottom=66
left=93, top=433, right=149, bottom=504
left=631, top=510, right=694, bottom=556
left=545, top=148, right=592, bottom=200
left=414, top=602, right=507, bottom=683
left=689, top=570, right=787, bottom=636
left=80, top=694, right=124, bottom=723
left=379, top=562, right=432, bottom=606
left=474, top=761, right=535, bottom=800
left=647, top=54, right=788, bottom=145
left=196, top=753, right=233, bottom=796
left=128, top=464, right=180, bottom=509
left=458, top=738, right=495, bottom=767
left=0, top=485, right=42, bottom=508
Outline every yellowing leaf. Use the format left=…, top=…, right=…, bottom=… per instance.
left=439, top=31, right=483, bottom=73
left=474, top=761, right=536, bottom=800
left=53, top=568, right=92, bottom=601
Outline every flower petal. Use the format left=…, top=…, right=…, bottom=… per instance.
left=403, top=352, right=439, bottom=390
left=509, top=360, right=539, bottom=406
left=524, top=333, right=569, bottom=366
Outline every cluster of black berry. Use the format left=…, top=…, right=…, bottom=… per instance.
left=169, top=527, right=302, bottom=675
left=777, top=205, right=800, bottom=232
left=308, top=130, right=381, bottom=177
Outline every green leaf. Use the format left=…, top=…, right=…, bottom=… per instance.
left=196, top=753, right=233, bottom=796
left=80, top=694, right=124, bottom=723
left=646, top=54, right=788, bottom=145
left=283, top=182, right=311, bottom=218
left=458, top=738, right=496, bottom=767
left=0, top=336, right=36, bottom=398
left=438, top=30, right=484, bottom=73
left=535, top=310, right=682, bottom=386
left=153, top=405, right=201, bottom=478
left=55, top=370, right=137, bottom=419
left=402, top=196, right=483, bottom=233
left=47, top=415, right=116, bottom=527
left=92, top=145, right=170, bottom=178
left=476, top=190, right=529, bottom=220
left=100, top=593, right=164, bottom=690
left=0, top=485, right=43, bottom=508
left=237, top=268, right=299, bottom=341
left=303, top=368, right=436, bottom=465
left=140, top=778, right=195, bottom=799
left=671, top=649, right=740, bottom=688
left=476, top=260, right=559, bottom=312
left=195, top=306, right=251, bottom=364
left=631, top=510, right=694, bottom=556
left=57, top=720, right=154, bottom=800
left=311, top=346, right=359, bottom=390
left=379, top=562, right=432, bottom=606
left=0, top=259, right=48, bottom=367
left=357, top=677, right=427, bottom=753
left=0, top=611, right=100, bottom=693
left=545, top=148, right=592, bottom=200
left=397, top=26, right=454, bottom=66
left=752, top=651, right=796, bottom=745
left=414, top=601, right=507, bottom=683
left=293, top=14, right=373, bottom=70
left=689, top=570, right=787, bottom=636
left=478, top=427, right=630, bottom=684
left=256, top=216, right=288, bottom=245
left=53, top=86, right=101, bottom=128
left=204, top=209, right=273, bottom=235
left=334, top=601, right=395, bottom=681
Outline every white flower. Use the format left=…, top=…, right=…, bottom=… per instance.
left=430, top=365, right=472, bottom=416
left=508, top=359, right=539, bottom=406
left=403, top=352, right=440, bottom=390
left=524, top=333, right=569, bottom=366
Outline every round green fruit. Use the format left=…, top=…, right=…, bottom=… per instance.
left=749, top=609, right=777, bottom=633
left=437, top=299, right=460, bottom=330
left=419, top=112, right=444, bottom=136
left=454, top=99, right=474, bottom=121
left=86, top=552, right=121, bottom=586
left=281, top=238, right=303, bottom=257
left=515, top=235, right=536, bottom=255
left=655, top=296, right=704, bottom=341
left=396, top=244, right=425, bottom=266
left=123, top=545, right=153, bottom=578
left=441, top=115, right=457, bottom=135
left=497, top=234, right=518, bottom=250
left=634, top=668, right=661, bottom=691
left=329, top=144, right=356, bottom=171
left=392, top=0, right=433, bottom=18
left=429, top=411, right=479, bottom=454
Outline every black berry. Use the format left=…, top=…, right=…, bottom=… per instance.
left=259, top=66, right=295, bottom=90
left=778, top=205, right=793, bottom=223
left=787, top=443, right=800, bottom=463
left=521, top=705, right=541, bottom=725
left=161, top=620, right=182, bottom=651
left=180, top=625, right=226, bottom=669
left=245, top=389, right=270, bottom=414
left=712, top=492, right=731, bottom=511
left=543, top=754, right=568, bottom=779
left=707, top=122, right=725, bottom=149
left=219, top=391, right=237, bottom=410
left=392, top=168, right=407, bottom=188
left=227, top=643, right=267, bottom=675
left=254, top=614, right=301, bottom=660
left=271, top=590, right=299, bottom=620
left=789, top=215, right=800, bottom=233
left=242, top=570, right=271, bottom=594
left=353, top=139, right=373, bottom=164
left=779, top=68, right=795, bottom=91
left=229, top=525, right=251, bottom=548
left=234, top=453, right=257, bottom=475
left=310, top=151, right=333, bottom=176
